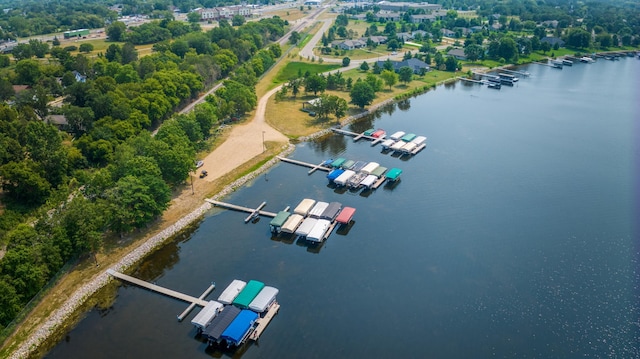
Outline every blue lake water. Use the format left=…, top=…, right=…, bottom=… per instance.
left=46, top=57, right=639, bottom=358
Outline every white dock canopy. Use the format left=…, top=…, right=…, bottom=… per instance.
left=381, top=139, right=396, bottom=148
left=360, top=174, right=377, bottom=188
left=309, top=201, right=329, bottom=218
left=390, top=141, right=406, bottom=152
left=389, top=131, right=406, bottom=140
left=361, top=162, right=379, bottom=174
left=307, top=219, right=331, bottom=243
left=295, top=218, right=318, bottom=237
left=217, top=279, right=247, bottom=305
left=248, top=286, right=279, bottom=313
left=293, top=198, right=316, bottom=216
left=191, top=300, right=224, bottom=330
left=281, top=214, right=304, bottom=233
left=401, top=142, right=417, bottom=153
left=334, top=170, right=356, bottom=186
left=411, top=136, right=427, bottom=145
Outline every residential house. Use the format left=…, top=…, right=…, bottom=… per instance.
left=332, top=39, right=367, bottom=50
left=447, top=48, right=467, bottom=60
left=470, top=26, right=483, bottom=33
left=72, top=71, right=87, bottom=83
left=366, top=35, right=388, bottom=45
left=410, top=14, right=435, bottom=24
left=195, top=5, right=252, bottom=21
left=376, top=11, right=402, bottom=22
left=375, top=58, right=430, bottom=74
left=442, top=29, right=456, bottom=37
left=46, top=115, right=69, bottom=131
left=412, top=30, right=429, bottom=39
left=541, top=36, right=565, bottom=47
left=541, top=20, right=558, bottom=28
left=396, top=32, right=413, bottom=42
left=376, top=1, right=442, bottom=12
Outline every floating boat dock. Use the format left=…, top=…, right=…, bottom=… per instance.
left=106, top=269, right=214, bottom=320
left=205, top=199, right=278, bottom=222
left=332, top=128, right=385, bottom=146
left=276, top=156, right=332, bottom=173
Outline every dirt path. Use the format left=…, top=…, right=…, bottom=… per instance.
left=198, top=86, right=288, bottom=183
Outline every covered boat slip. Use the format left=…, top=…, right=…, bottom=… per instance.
left=400, top=142, right=418, bottom=153
left=389, top=131, right=406, bottom=140
left=370, top=166, right=387, bottom=178
left=203, top=305, right=241, bottom=342
left=293, top=198, right=316, bottom=216
left=248, top=286, right=279, bottom=313
left=350, top=160, right=367, bottom=172
left=401, top=133, right=417, bottom=142
left=334, top=170, right=356, bottom=186
left=295, top=217, right=317, bottom=237
left=307, top=219, right=332, bottom=243
left=269, top=211, right=290, bottom=232
left=233, top=280, right=265, bottom=309
left=411, top=135, right=427, bottom=145
left=308, top=201, right=329, bottom=218
left=381, top=139, right=396, bottom=148
left=335, top=206, right=356, bottom=224
left=191, top=300, right=224, bottom=330
left=320, top=202, right=342, bottom=221
left=220, top=309, right=259, bottom=346
left=330, top=157, right=346, bottom=168
left=326, top=169, right=344, bottom=181
left=390, top=141, right=406, bottom=152
left=218, top=280, right=247, bottom=305
left=341, top=159, right=355, bottom=170
left=386, top=168, right=403, bottom=181
left=281, top=214, right=304, bottom=233
left=372, top=129, right=386, bottom=138
left=359, top=174, right=377, bottom=189
left=361, top=162, right=379, bottom=174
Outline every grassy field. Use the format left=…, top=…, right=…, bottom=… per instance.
left=274, top=62, right=341, bottom=83
left=265, top=68, right=458, bottom=138
left=314, top=47, right=390, bottom=60
left=265, top=7, right=308, bottom=22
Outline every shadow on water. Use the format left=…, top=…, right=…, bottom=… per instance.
left=203, top=338, right=254, bottom=359
left=295, top=237, right=326, bottom=254
left=309, top=133, right=347, bottom=157
left=335, top=220, right=356, bottom=236
left=269, top=232, right=297, bottom=245
left=383, top=179, right=401, bottom=191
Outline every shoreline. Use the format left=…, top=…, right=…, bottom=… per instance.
left=5, top=55, right=564, bottom=358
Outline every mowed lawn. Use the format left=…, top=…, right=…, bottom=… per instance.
left=274, top=62, right=341, bottom=83
left=266, top=68, right=459, bottom=138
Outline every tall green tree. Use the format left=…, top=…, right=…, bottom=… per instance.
left=107, top=21, right=127, bottom=42
left=398, top=66, right=413, bottom=84
left=380, top=69, right=398, bottom=89
left=350, top=80, right=375, bottom=109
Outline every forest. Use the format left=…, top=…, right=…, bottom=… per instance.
left=0, top=13, right=285, bottom=329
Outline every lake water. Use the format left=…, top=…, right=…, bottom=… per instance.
left=46, top=57, right=639, bottom=358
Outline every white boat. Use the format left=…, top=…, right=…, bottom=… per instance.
left=293, top=198, right=315, bottom=216
left=309, top=201, right=329, bottom=218
left=389, top=131, right=406, bottom=141
left=218, top=280, right=247, bottom=305
left=334, top=169, right=356, bottom=186
left=295, top=217, right=317, bottom=237
left=281, top=214, right=304, bottom=233
left=307, top=219, right=331, bottom=243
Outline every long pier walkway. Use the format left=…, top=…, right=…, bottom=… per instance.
left=277, top=156, right=332, bottom=173
left=205, top=199, right=278, bottom=218
left=107, top=269, right=210, bottom=307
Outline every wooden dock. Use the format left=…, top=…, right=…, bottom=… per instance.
left=533, top=61, right=555, bottom=68
left=277, top=156, right=332, bottom=173
left=332, top=128, right=378, bottom=143
left=411, top=143, right=426, bottom=155
left=107, top=269, right=210, bottom=307
left=177, top=283, right=216, bottom=321
left=372, top=176, right=387, bottom=189
left=249, top=302, right=280, bottom=341
left=459, top=77, right=484, bottom=84
left=498, top=68, right=530, bottom=77
left=205, top=199, right=277, bottom=219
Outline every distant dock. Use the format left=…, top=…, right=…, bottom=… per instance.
left=205, top=199, right=278, bottom=222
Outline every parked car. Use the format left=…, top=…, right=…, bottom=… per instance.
left=199, top=170, right=208, bottom=178
left=196, top=160, right=204, bottom=168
